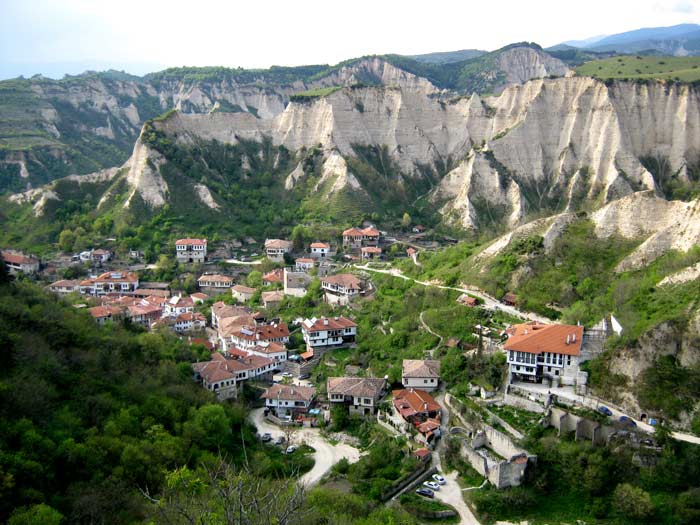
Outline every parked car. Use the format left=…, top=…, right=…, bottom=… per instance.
left=282, top=372, right=293, bottom=378
left=423, top=481, right=440, bottom=491
left=648, top=418, right=658, bottom=426
left=261, top=433, right=272, bottom=443
left=275, top=436, right=286, bottom=445
left=415, top=488, right=434, bottom=498
left=284, top=446, right=297, bottom=454
left=597, top=406, right=613, bottom=416
left=619, top=416, right=637, bottom=427
left=432, top=474, right=446, bottom=485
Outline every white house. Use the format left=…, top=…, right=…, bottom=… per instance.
left=247, top=341, right=288, bottom=363
left=401, top=359, right=441, bottom=392
left=264, top=239, right=293, bottom=262
left=47, top=279, right=81, bottom=295
left=88, top=305, right=124, bottom=326
left=80, top=271, right=139, bottom=296
left=302, top=316, right=357, bottom=349
left=91, top=249, right=112, bottom=263
left=342, top=227, right=380, bottom=250
left=231, top=284, right=256, bottom=302
left=504, top=322, right=584, bottom=385
left=295, top=258, right=315, bottom=272
left=261, top=384, right=315, bottom=418
left=229, top=322, right=290, bottom=350
left=327, top=377, right=386, bottom=416
left=320, top=273, right=362, bottom=305
left=1, top=250, right=39, bottom=275
left=309, top=242, right=331, bottom=259
left=174, top=312, right=207, bottom=332
left=192, top=354, right=239, bottom=401
left=197, top=274, right=233, bottom=290
left=175, top=238, right=207, bottom=263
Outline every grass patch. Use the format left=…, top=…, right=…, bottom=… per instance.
left=576, top=55, right=700, bottom=82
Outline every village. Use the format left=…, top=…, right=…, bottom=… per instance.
left=0, top=226, right=675, bottom=522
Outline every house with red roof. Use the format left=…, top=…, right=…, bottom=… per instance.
left=320, top=273, right=362, bottom=305
left=309, top=241, right=331, bottom=259
left=261, top=384, right=316, bottom=418
left=175, top=238, right=207, bottom=263
left=301, top=316, right=357, bottom=349
left=342, top=227, right=380, bottom=251
left=80, top=271, right=139, bottom=296
left=392, top=388, right=441, bottom=425
left=1, top=250, right=40, bottom=275
left=197, top=274, right=233, bottom=290
left=504, top=322, right=584, bottom=385
left=89, top=305, right=125, bottom=325
left=264, top=239, right=292, bottom=262
left=229, top=322, right=290, bottom=351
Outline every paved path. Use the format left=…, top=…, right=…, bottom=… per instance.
left=224, top=258, right=262, bottom=265
left=513, top=382, right=700, bottom=445
left=354, top=264, right=549, bottom=323
left=249, top=408, right=362, bottom=486
left=431, top=391, right=483, bottom=525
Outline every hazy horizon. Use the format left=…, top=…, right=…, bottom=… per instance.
left=1, top=0, right=699, bottom=80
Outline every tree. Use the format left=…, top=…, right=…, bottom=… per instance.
left=401, top=212, right=411, bottom=228
left=145, top=462, right=308, bottom=525
left=8, top=504, right=63, bottom=525
left=58, top=229, right=75, bottom=253
left=613, top=483, right=654, bottom=520
left=291, top=225, right=307, bottom=251
left=247, top=271, right=262, bottom=288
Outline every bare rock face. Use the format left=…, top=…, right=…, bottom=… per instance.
left=124, top=138, right=168, bottom=208
left=496, top=46, right=571, bottom=86
left=152, top=77, right=699, bottom=242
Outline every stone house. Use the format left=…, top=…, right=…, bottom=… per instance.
left=261, top=384, right=316, bottom=418
left=327, top=377, right=386, bottom=416
left=301, top=316, right=357, bottom=349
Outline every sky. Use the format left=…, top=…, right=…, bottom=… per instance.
left=1, top=0, right=699, bottom=79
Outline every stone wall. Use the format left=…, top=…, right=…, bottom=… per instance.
left=502, top=393, right=546, bottom=414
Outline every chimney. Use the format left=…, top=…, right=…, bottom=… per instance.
left=572, top=333, right=576, bottom=342
left=566, top=334, right=570, bottom=345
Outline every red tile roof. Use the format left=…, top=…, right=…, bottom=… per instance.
left=342, top=227, right=380, bottom=237
left=302, top=316, right=357, bottom=332
left=504, top=322, right=583, bottom=357
left=89, top=305, right=123, bottom=319
left=197, top=274, right=233, bottom=284
left=417, top=418, right=441, bottom=434
left=233, top=322, right=290, bottom=342
left=263, top=268, right=284, bottom=283
left=310, top=242, right=330, bottom=249
left=321, top=273, right=361, bottom=290
left=176, top=238, right=207, bottom=246
left=392, top=389, right=441, bottom=419
left=1, top=251, right=38, bottom=265
left=361, top=246, right=382, bottom=254
left=94, top=271, right=138, bottom=283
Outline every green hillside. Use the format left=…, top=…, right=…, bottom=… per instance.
left=576, top=55, right=700, bottom=81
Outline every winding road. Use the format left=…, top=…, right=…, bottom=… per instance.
left=249, top=408, right=362, bottom=486
left=354, top=263, right=549, bottom=323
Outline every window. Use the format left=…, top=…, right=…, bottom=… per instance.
left=424, top=379, right=428, bottom=383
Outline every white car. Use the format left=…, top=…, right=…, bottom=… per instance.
left=432, top=474, right=446, bottom=485
left=284, top=445, right=297, bottom=454
left=423, top=480, right=440, bottom=491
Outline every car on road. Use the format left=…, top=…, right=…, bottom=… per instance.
left=415, top=488, right=434, bottom=498
left=597, top=406, right=613, bottom=416
left=275, top=436, right=286, bottom=445
left=619, top=415, right=637, bottom=427
left=432, top=474, right=446, bottom=485
left=261, top=433, right=272, bottom=443
left=284, top=445, right=297, bottom=454
left=423, top=481, right=440, bottom=491
left=282, top=372, right=293, bottom=378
